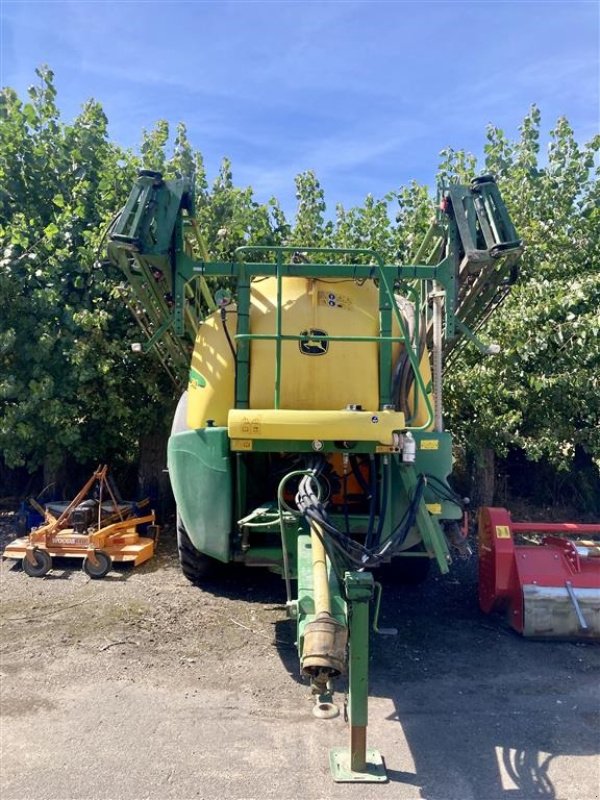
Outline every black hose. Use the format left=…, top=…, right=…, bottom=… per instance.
left=423, top=473, right=466, bottom=507
left=342, top=471, right=350, bottom=535
left=349, top=455, right=370, bottom=496
left=364, top=456, right=377, bottom=549
left=373, top=458, right=389, bottom=549
left=295, top=466, right=427, bottom=570
left=391, top=311, right=426, bottom=416
left=220, top=307, right=237, bottom=363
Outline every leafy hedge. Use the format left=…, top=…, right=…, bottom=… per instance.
left=1, top=68, right=598, bottom=507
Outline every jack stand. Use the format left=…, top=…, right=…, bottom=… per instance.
left=329, top=571, right=387, bottom=782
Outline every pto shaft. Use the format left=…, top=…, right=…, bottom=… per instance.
left=311, top=522, right=331, bottom=616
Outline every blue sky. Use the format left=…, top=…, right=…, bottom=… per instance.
left=1, top=0, right=598, bottom=216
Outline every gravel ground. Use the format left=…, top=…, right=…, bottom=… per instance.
left=0, top=510, right=599, bottom=800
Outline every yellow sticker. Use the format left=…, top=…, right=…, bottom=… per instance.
left=231, top=439, right=253, bottom=451
left=426, top=503, right=442, bottom=515
left=420, top=439, right=439, bottom=450
left=495, top=525, right=511, bottom=539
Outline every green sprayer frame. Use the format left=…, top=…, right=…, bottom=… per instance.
left=107, top=170, right=522, bottom=781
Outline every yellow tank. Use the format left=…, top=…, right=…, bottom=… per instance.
left=249, top=277, right=379, bottom=411
left=187, top=306, right=236, bottom=428
left=187, top=277, right=433, bottom=430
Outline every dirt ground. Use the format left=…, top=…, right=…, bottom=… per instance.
left=1, top=511, right=599, bottom=800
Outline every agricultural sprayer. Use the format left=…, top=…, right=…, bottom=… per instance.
left=105, top=170, right=600, bottom=781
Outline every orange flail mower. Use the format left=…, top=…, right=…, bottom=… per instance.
left=3, top=465, right=158, bottom=579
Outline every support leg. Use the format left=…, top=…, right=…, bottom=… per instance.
left=329, top=571, right=387, bottom=782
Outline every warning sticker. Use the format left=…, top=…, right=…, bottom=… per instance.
left=495, top=525, right=511, bottom=539
left=426, top=503, right=442, bottom=515
left=231, top=439, right=253, bottom=451
left=420, top=439, right=439, bottom=450
left=318, top=291, right=352, bottom=311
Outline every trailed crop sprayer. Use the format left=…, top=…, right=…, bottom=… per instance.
left=106, top=171, right=600, bottom=781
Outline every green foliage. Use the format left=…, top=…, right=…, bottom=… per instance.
left=390, top=181, right=435, bottom=262
left=445, top=107, right=600, bottom=476
left=195, top=157, right=281, bottom=261
left=0, top=75, right=288, bottom=474
left=334, top=193, right=395, bottom=261
left=292, top=170, right=332, bottom=248
left=1, top=69, right=597, bottom=506
left=0, top=68, right=169, bottom=473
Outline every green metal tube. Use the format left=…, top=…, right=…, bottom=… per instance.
left=275, top=252, right=283, bottom=409
left=236, top=333, right=405, bottom=343
left=345, top=571, right=374, bottom=774
left=235, top=268, right=251, bottom=409
left=191, top=259, right=441, bottom=281
left=348, top=595, right=369, bottom=728
left=378, top=279, right=392, bottom=408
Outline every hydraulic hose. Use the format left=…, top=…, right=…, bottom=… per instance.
left=373, top=457, right=389, bottom=549
left=295, top=467, right=426, bottom=571
left=349, top=455, right=370, bottom=496
left=364, top=456, right=377, bottom=550
left=220, top=307, right=237, bottom=363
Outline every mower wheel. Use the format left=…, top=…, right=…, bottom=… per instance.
left=22, top=549, right=52, bottom=578
left=83, top=550, right=112, bottom=579
left=177, top=515, right=219, bottom=584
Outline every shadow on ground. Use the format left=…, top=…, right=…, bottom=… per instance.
left=369, top=559, right=600, bottom=799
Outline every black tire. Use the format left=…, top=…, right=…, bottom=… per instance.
left=145, top=524, right=160, bottom=543
left=176, top=515, right=219, bottom=584
left=381, top=551, right=431, bottom=585
left=82, top=550, right=112, bottom=579
left=22, top=549, right=52, bottom=578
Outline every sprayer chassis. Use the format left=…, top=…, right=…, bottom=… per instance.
left=108, top=171, right=524, bottom=780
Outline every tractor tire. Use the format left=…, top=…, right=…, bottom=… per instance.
left=176, top=515, right=219, bottom=584
left=381, top=550, right=431, bottom=585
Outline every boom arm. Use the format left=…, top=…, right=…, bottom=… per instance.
left=106, top=171, right=523, bottom=386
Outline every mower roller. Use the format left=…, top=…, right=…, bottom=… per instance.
left=104, top=168, right=597, bottom=782
left=4, top=466, right=158, bottom=578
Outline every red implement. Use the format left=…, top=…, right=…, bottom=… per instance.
left=478, top=507, right=600, bottom=638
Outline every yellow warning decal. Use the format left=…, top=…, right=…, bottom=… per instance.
left=495, top=525, right=511, bottom=539
left=420, top=439, right=439, bottom=450
left=231, top=439, right=253, bottom=451
left=426, top=503, right=442, bottom=515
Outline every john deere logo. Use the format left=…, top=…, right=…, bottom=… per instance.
left=299, top=328, right=328, bottom=356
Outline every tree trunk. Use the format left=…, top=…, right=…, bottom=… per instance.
left=138, top=431, right=172, bottom=519
left=42, top=456, right=70, bottom=499
left=477, top=447, right=496, bottom=507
